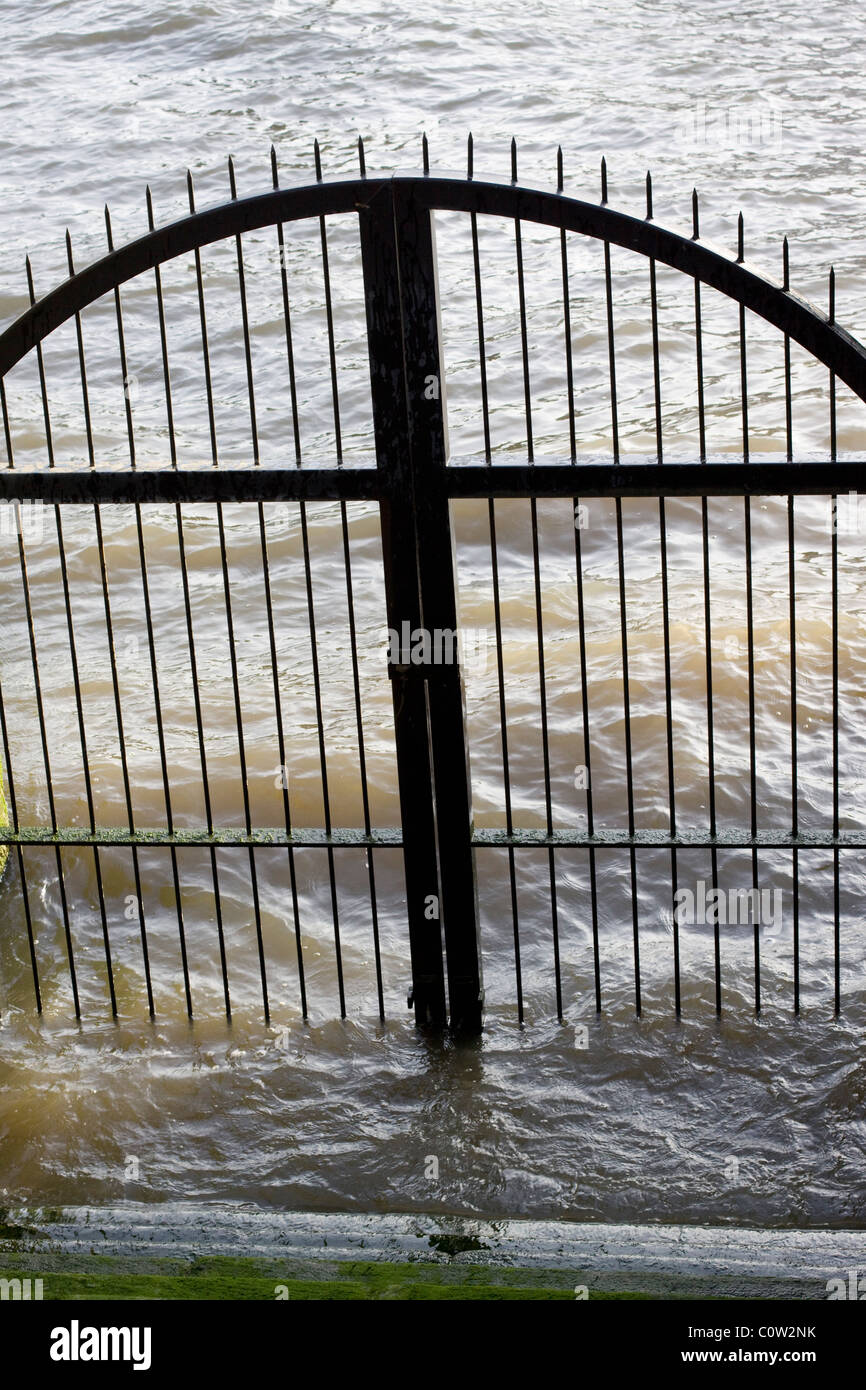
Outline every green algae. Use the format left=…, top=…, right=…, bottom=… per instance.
left=0, top=764, right=8, bottom=880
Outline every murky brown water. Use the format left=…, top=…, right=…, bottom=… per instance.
left=1, top=0, right=866, bottom=1230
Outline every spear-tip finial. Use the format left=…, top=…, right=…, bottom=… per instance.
left=313, top=138, right=323, bottom=182
left=736, top=210, right=744, bottom=263
left=467, top=131, right=474, bottom=179
left=829, top=264, right=836, bottom=322
left=600, top=156, right=608, bottom=204
left=510, top=136, right=517, bottom=184
left=646, top=170, right=653, bottom=220
left=358, top=134, right=366, bottom=178
left=691, top=188, right=700, bottom=239
left=422, top=131, right=429, bottom=175
left=782, top=235, right=789, bottom=291
left=556, top=146, right=563, bottom=194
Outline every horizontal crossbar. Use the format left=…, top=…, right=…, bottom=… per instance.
left=473, top=827, right=863, bottom=849
left=0, top=826, right=403, bottom=848
left=0, top=460, right=863, bottom=503
left=0, top=825, right=859, bottom=850
left=446, top=459, right=866, bottom=498
left=0, top=468, right=382, bottom=503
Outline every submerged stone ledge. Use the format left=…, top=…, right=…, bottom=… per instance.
left=2, top=1203, right=863, bottom=1301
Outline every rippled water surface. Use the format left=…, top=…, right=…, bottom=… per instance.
left=1, top=0, right=866, bottom=1229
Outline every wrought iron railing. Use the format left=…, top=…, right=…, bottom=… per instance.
left=0, top=136, right=864, bottom=1033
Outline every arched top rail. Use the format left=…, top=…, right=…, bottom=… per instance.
left=1, top=172, right=865, bottom=404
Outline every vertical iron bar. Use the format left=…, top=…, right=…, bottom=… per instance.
left=647, top=174, right=678, bottom=1015
left=573, top=515, right=601, bottom=1013
left=646, top=173, right=664, bottom=464
left=692, top=192, right=708, bottom=465
left=559, top=160, right=600, bottom=1011
left=145, top=189, right=230, bottom=1020
left=27, top=256, right=117, bottom=1015
left=297, top=146, right=346, bottom=1016
left=601, top=163, right=639, bottom=1009
left=4, top=346, right=78, bottom=1015
left=530, top=491, right=561, bottom=1019
left=511, top=140, right=534, bottom=458
left=560, top=151, right=600, bottom=1010
left=226, top=157, right=271, bottom=1023
left=469, top=137, right=493, bottom=463
left=601, top=166, right=639, bottom=1013
left=105, top=206, right=192, bottom=1018
left=185, top=172, right=244, bottom=1019
left=512, top=140, right=560, bottom=1018
left=315, top=143, right=382, bottom=1014
left=16, top=513, right=78, bottom=1012
left=0, top=379, right=13, bottom=470
left=783, top=239, right=799, bottom=1014
left=601, top=159, right=620, bottom=461
left=186, top=166, right=273, bottom=1021
left=558, top=148, right=577, bottom=464
left=745, top=502, right=760, bottom=1018
left=829, top=268, right=840, bottom=1014
left=617, top=493, right=641, bottom=1016
left=489, top=506, right=522, bottom=1022
left=269, top=148, right=309, bottom=1017
left=738, top=214, right=760, bottom=1013
left=0, top=665, right=41, bottom=1010
left=66, top=231, right=153, bottom=1017
left=298, top=500, right=345, bottom=1017
left=270, top=148, right=303, bottom=462
left=300, top=146, right=347, bottom=1017
left=313, top=141, right=344, bottom=463
left=341, top=508, right=385, bottom=1020
left=187, top=171, right=220, bottom=467
left=335, top=144, right=385, bottom=1015
left=470, top=137, right=522, bottom=1017
left=693, top=191, right=720, bottom=1013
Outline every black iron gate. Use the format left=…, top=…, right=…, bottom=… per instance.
left=1, top=138, right=865, bottom=1032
